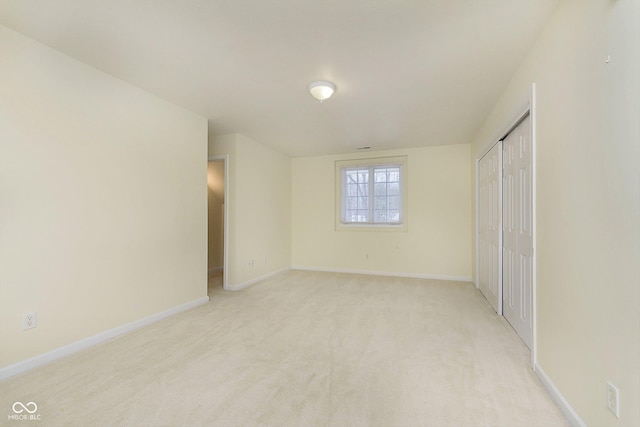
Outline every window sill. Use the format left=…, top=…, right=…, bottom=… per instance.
left=336, top=222, right=407, bottom=232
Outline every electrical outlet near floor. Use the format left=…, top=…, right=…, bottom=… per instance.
left=23, top=312, right=37, bottom=330
left=606, top=380, right=620, bottom=418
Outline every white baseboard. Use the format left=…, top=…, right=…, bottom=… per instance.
left=0, top=296, right=210, bottom=381
left=534, top=364, right=586, bottom=427
left=225, top=267, right=290, bottom=291
left=291, top=265, right=472, bottom=283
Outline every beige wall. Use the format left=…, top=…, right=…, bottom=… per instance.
left=208, top=134, right=292, bottom=288
left=292, top=145, right=472, bottom=279
left=207, top=162, right=224, bottom=271
left=0, top=26, right=208, bottom=369
left=470, top=0, right=640, bottom=425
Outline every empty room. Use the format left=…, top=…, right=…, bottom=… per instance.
left=0, top=1, right=638, bottom=426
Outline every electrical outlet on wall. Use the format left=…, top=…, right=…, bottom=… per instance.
left=247, top=259, right=254, bottom=268
left=23, top=312, right=37, bottom=330
left=606, top=381, right=620, bottom=418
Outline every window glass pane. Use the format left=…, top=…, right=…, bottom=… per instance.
left=388, top=210, right=400, bottom=222
left=358, top=196, right=368, bottom=210
left=374, top=196, right=387, bottom=210
left=374, top=183, right=386, bottom=196
left=374, top=170, right=387, bottom=182
left=388, top=169, right=400, bottom=182
left=374, top=211, right=387, bottom=222
left=356, top=210, right=369, bottom=222
left=346, top=197, right=358, bottom=210
left=388, top=182, right=400, bottom=196
left=388, top=196, right=400, bottom=210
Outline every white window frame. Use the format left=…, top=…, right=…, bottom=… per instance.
left=335, top=156, right=408, bottom=231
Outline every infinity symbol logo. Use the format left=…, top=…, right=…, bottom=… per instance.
left=12, top=402, right=38, bottom=414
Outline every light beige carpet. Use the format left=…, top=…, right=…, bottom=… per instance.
left=0, top=271, right=568, bottom=426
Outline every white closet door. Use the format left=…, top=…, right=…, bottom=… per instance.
left=502, top=115, right=532, bottom=348
left=478, top=141, right=502, bottom=314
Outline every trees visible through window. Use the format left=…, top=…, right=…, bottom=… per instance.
left=341, top=164, right=403, bottom=224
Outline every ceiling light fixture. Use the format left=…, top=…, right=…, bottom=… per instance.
left=308, top=80, right=336, bottom=103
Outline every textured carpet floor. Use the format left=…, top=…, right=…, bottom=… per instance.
left=0, top=270, right=568, bottom=426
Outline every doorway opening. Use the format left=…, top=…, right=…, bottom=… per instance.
left=207, top=156, right=228, bottom=294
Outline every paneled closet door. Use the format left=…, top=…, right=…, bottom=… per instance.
left=478, top=141, right=502, bottom=314
left=502, top=115, right=532, bottom=349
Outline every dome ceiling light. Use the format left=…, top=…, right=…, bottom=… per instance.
left=308, top=80, right=336, bottom=103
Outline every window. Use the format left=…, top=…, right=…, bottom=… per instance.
left=336, top=156, right=407, bottom=229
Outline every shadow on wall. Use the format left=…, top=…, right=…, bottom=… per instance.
left=207, top=161, right=224, bottom=273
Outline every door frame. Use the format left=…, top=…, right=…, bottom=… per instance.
left=208, top=155, right=229, bottom=290
left=475, top=83, right=537, bottom=368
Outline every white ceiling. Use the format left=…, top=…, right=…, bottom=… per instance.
left=0, top=0, right=560, bottom=157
